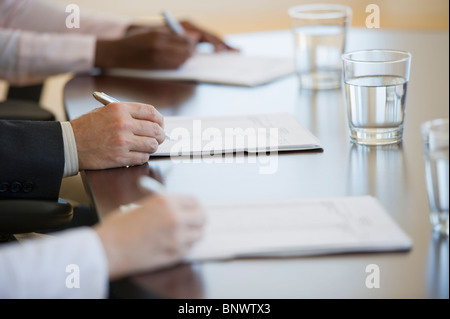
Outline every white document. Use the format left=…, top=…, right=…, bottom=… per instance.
left=185, top=196, right=412, bottom=261
left=154, top=113, right=322, bottom=156
left=106, top=52, right=295, bottom=87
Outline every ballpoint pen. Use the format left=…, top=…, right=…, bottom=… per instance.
left=162, top=11, right=185, bottom=35
left=119, top=176, right=166, bottom=212
left=138, top=175, right=166, bottom=195
left=119, top=175, right=166, bottom=213
left=92, top=91, right=171, bottom=140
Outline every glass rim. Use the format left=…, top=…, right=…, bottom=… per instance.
left=288, top=4, right=352, bottom=20
left=341, top=49, right=412, bottom=64
left=421, top=118, right=449, bottom=134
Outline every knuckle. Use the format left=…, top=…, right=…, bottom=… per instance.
left=113, top=118, right=131, bottom=131
left=107, top=102, right=123, bottom=113
left=154, top=125, right=165, bottom=141
left=115, top=155, right=128, bottom=166
left=147, top=122, right=159, bottom=136
left=147, top=138, right=159, bottom=153
left=108, top=153, right=128, bottom=167
left=111, top=135, right=129, bottom=148
left=140, top=103, right=157, bottom=120
left=137, top=153, right=149, bottom=165
left=146, top=105, right=158, bottom=118
left=154, top=195, right=170, bottom=209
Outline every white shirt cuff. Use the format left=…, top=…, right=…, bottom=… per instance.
left=60, top=121, right=79, bottom=177
left=0, top=227, right=109, bottom=299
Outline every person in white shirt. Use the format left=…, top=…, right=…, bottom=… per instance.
left=0, top=0, right=235, bottom=86
left=0, top=0, right=225, bottom=298
left=0, top=191, right=205, bottom=298
left=0, top=100, right=205, bottom=298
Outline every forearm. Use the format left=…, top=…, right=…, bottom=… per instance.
left=0, top=28, right=95, bottom=85
left=0, top=0, right=130, bottom=39
left=0, top=227, right=108, bottom=298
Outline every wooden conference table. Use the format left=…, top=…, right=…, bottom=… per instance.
left=64, top=28, right=449, bottom=298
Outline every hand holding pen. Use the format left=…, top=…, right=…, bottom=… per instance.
left=93, top=92, right=171, bottom=140
left=95, top=25, right=196, bottom=70
left=95, top=11, right=237, bottom=71
left=69, top=93, right=166, bottom=170
left=163, top=11, right=239, bottom=52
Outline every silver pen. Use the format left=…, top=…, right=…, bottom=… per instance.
left=138, top=175, right=166, bottom=195
left=119, top=176, right=165, bottom=212
left=93, top=91, right=171, bottom=140
left=162, top=11, right=185, bottom=35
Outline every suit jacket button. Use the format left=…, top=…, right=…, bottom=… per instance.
left=10, top=182, right=22, bottom=193
left=0, top=182, right=9, bottom=193
left=22, top=182, right=34, bottom=193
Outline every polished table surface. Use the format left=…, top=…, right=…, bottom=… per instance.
left=64, top=28, right=449, bottom=298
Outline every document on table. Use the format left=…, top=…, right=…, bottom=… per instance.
left=185, top=196, right=412, bottom=261
left=153, top=113, right=322, bottom=156
left=106, top=52, right=295, bottom=87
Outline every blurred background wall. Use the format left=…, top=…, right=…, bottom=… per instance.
left=52, top=0, right=449, bottom=35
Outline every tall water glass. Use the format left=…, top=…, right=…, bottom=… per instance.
left=288, top=4, right=352, bottom=90
left=342, top=50, right=412, bottom=145
left=421, top=118, right=449, bottom=236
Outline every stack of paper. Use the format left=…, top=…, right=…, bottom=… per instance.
left=185, top=196, right=412, bottom=261
left=154, top=113, right=322, bottom=157
left=106, top=52, right=295, bottom=87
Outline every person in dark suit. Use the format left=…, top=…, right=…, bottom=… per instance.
left=0, top=101, right=166, bottom=199
left=0, top=120, right=64, bottom=199
left=0, top=102, right=205, bottom=298
left=0, top=0, right=236, bottom=86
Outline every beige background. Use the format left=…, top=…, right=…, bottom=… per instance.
left=53, top=0, right=449, bottom=34
left=0, top=0, right=448, bottom=203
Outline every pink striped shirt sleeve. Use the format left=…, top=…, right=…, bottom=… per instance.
left=0, top=0, right=131, bottom=85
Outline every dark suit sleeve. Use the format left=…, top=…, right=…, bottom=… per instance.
left=0, top=120, right=64, bottom=200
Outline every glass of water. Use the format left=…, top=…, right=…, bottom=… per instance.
left=288, top=4, right=352, bottom=90
left=342, top=50, right=412, bottom=145
left=421, top=118, right=449, bottom=236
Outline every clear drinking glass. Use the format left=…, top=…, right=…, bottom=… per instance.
left=421, top=118, right=449, bottom=236
left=288, top=4, right=352, bottom=90
left=342, top=49, right=412, bottom=145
